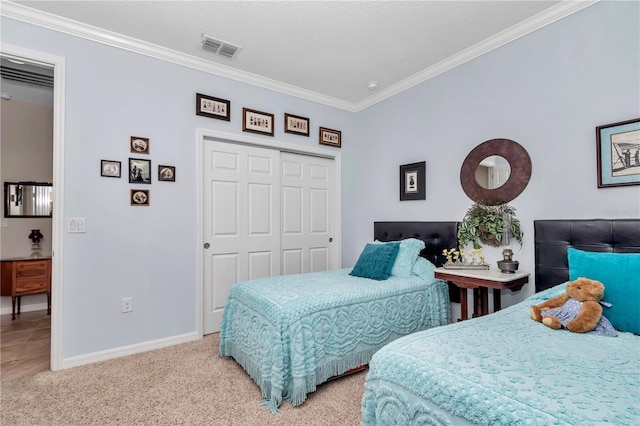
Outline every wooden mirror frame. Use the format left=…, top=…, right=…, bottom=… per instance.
left=460, top=139, right=532, bottom=205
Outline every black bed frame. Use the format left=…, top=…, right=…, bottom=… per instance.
left=534, top=219, right=640, bottom=293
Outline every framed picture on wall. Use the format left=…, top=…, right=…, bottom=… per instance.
left=129, top=158, right=151, bottom=184
left=101, top=160, right=121, bottom=178
left=130, top=189, right=150, bottom=206
left=158, top=165, right=175, bottom=182
left=242, top=108, right=274, bottom=136
left=319, top=127, right=341, bottom=147
left=596, top=117, right=640, bottom=188
left=284, top=113, right=310, bottom=136
left=196, top=93, right=230, bottom=121
left=400, top=161, right=426, bottom=201
left=130, top=136, right=150, bottom=154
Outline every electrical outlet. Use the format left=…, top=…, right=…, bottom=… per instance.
left=122, top=297, right=133, bottom=313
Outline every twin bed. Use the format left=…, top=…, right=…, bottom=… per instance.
left=219, top=218, right=639, bottom=423
left=362, top=219, right=640, bottom=425
left=219, top=221, right=458, bottom=412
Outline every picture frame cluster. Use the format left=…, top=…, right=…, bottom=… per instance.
left=196, top=92, right=342, bottom=148
left=100, top=136, right=176, bottom=207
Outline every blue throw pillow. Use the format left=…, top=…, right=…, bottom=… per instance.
left=350, top=242, right=401, bottom=280
left=568, top=248, right=640, bottom=335
left=373, top=238, right=425, bottom=278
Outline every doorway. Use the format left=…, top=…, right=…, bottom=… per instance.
left=0, top=45, right=65, bottom=372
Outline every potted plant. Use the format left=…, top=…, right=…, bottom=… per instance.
left=457, top=202, right=523, bottom=249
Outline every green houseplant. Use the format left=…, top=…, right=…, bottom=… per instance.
left=457, top=202, right=523, bottom=249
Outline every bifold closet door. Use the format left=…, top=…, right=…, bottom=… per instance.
left=203, top=141, right=281, bottom=334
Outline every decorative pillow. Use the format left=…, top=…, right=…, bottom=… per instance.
left=350, top=242, right=400, bottom=281
left=568, top=248, right=640, bottom=335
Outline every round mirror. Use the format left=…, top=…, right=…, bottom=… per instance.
left=460, top=139, right=531, bottom=205
left=475, top=155, right=511, bottom=189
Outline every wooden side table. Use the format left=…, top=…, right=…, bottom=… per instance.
left=1, top=256, right=52, bottom=320
left=434, top=267, right=529, bottom=321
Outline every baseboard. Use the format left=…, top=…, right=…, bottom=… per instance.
left=0, top=302, right=48, bottom=316
left=60, top=331, right=200, bottom=370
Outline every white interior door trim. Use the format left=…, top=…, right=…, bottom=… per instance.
left=195, top=128, right=342, bottom=337
left=1, top=43, right=66, bottom=371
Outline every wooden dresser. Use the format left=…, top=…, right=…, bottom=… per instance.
left=1, top=256, right=51, bottom=320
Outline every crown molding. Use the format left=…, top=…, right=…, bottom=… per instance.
left=354, top=0, right=599, bottom=112
left=2, top=1, right=598, bottom=113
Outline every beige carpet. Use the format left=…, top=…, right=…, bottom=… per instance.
left=0, top=334, right=366, bottom=425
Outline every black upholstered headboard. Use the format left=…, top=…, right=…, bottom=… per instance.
left=534, top=219, right=640, bottom=293
left=373, top=221, right=458, bottom=268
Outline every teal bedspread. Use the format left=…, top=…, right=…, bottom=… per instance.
left=218, top=268, right=450, bottom=413
left=361, top=283, right=640, bottom=425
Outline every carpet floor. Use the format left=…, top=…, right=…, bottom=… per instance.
left=0, top=333, right=366, bottom=425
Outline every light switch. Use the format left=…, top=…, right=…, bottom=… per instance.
left=67, top=218, right=86, bottom=233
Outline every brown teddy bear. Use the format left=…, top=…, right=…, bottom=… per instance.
left=530, top=277, right=617, bottom=336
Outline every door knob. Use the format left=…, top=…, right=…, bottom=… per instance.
left=203, top=243, right=210, bottom=249
left=329, top=238, right=333, bottom=242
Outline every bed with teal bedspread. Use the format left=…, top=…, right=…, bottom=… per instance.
left=361, top=219, right=640, bottom=425
left=361, top=284, right=640, bottom=425
left=219, top=266, right=450, bottom=413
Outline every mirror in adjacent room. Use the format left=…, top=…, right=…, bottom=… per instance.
left=460, top=139, right=532, bottom=205
left=4, top=182, right=53, bottom=218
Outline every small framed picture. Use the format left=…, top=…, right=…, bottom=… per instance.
left=400, top=161, right=426, bottom=201
left=596, top=118, right=640, bottom=188
left=319, top=127, right=341, bottom=148
left=130, top=189, right=150, bottom=206
left=130, top=136, right=150, bottom=154
left=284, top=113, right=310, bottom=137
left=129, top=158, right=151, bottom=184
left=242, top=108, right=274, bottom=136
left=158, top=165, right=175, bottom=182
left=101, top=160, right=121, bottom=178
left=196, top=93, right=230, bottom=121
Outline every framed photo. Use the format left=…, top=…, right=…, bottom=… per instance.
left=130, top=189, right=150, bottom=206
left=242, top=108, right=274, bottom=136
left=596, top=118, right=640, bottom=188
left=284, top=113, right=310, bottom=137
left=100, top=160, right=121, bottom=178
left=158, top=165, right=175, bottom=182
left=130, top=136, right=149, bottom=154
left=129, top=158, right=151, bottom=184
left=319, top=127, right=341, bottom=148
left=400, top=161, right=426, bottom=201
left=196, top=93, right=230, bottom=121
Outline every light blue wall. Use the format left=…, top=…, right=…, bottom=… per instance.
left=1, top=17, right=353, bottom=358
left=344, top=1, right=640, bottom=308
left=1, top=0, right=638, bottom=359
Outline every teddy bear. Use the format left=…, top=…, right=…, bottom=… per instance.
left=530, top=277, right=617, bottom=336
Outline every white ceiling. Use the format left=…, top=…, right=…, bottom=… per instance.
left=6, top=1, right=596, bottom=110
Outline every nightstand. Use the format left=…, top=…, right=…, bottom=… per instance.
left=434, top=267, right=529, bottom=321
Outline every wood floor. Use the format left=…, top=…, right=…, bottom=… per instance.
left=0, top=310, right=50, bottom=381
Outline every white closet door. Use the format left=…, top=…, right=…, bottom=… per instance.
left=203, top=141, right=281, bottom=334
left=280, top=152, right=336, bottom=275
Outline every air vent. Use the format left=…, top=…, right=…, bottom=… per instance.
left=201, top=34, right=241, bottom=60
left=0, top=65, right=53, bottom=89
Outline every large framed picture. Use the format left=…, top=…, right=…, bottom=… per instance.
left=129, top=158, right=151, bottom=184
left=319, top=127, right=341, bottom=147
left=596, top=118, right=640, bottom=188
left=101, top=160, right=121, bottom=178
left=196, top=93, right=230, bottom=121
left=242, top=108, right=274, bottom=136
left=400, top=161, right=426, bottom=201
left=284, top=113, right=310, bottom=137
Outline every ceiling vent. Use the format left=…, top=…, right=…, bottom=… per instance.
left=201, top=34, right=242, bottom=60
left=0, top=63, right=53, bottom=89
